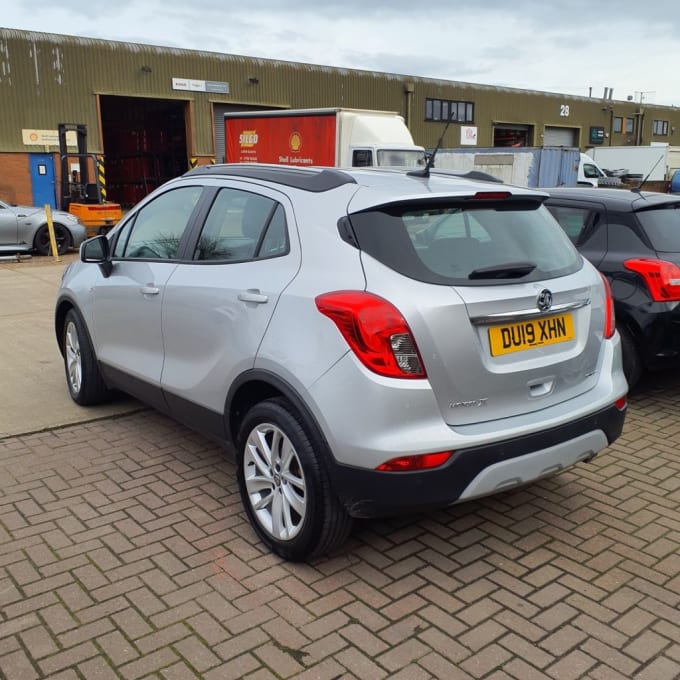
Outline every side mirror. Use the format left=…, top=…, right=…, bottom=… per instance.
left=81, top=235, right=113, bottom=277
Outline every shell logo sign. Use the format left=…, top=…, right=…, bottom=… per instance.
left=289, top=132, right=302, bottom=153
left=22, top=128, right=78, bottom=146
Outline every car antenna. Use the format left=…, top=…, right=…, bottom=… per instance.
left=408, top=110, right=456, bottom=178
left=632, top=153, right=665, bottom=194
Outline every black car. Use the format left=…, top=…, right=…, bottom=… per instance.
left=543, top=187, right=680, bottom=387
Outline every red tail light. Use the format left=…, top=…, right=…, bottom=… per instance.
left=315, top=291, right=426, bottom=379
left=600, top=274, right=616, bottom=339
left=624, top=258, right=680, bottom=302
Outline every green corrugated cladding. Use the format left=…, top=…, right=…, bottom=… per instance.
left=2, top=27, right=680, bottom=154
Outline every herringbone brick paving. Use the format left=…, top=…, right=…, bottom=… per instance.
left=0, top=373, right=678, bottom=679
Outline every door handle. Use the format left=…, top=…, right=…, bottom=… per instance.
left=140, top=286, right=160, bottom=296
left=238, top=290, right=268, bottom=304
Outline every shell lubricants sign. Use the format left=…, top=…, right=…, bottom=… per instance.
left=225, top=113, right=336, bottom=166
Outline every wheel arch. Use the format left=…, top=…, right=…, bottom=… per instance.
left=225, top=370, right=335, bottom=467
left=54, top=296, right=85, bottom=356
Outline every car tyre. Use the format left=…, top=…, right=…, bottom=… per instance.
left=63, top=309, right=112, bottom=405
left=34, top=223, right=72, bottom=256
left=618, top=325, right=642, bottom=389
left=237, top=397, right=353, bottom=561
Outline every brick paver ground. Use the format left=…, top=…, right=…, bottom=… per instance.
left=0, top=372, right=678, bottom=679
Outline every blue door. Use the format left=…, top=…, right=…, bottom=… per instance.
left=30, top=154, right=57, bottom=208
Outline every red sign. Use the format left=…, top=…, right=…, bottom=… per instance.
left=225, top=113, right=336, bottom=166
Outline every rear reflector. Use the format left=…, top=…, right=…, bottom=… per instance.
left=376, top=451, right=453, bottom=472
left=615, top=396, right=627, bottom=410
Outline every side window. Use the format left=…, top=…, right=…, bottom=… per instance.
left=118, top=186, right=203, bottom=259
left=352, top=149, right=373, bottom=167
left=545, top=204, right=595, bottom=245
left=583, top=163, right=599, bottom=179
left=194, top=188, right=287, bottom=262
left=260, top=204, right=289, bottom=256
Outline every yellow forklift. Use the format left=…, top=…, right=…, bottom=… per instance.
left=58, top=123, right=122, bottom=237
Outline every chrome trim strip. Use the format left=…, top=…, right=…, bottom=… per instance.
left=470, top=298, right=591, bottom=326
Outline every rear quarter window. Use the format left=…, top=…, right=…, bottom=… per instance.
left=349, top=200, right=582, bottom=285
left=636, top=206, right=680, bottom=253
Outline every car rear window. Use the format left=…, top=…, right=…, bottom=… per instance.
left=348, top=200, right=582, bottom=285
left=636, top=205, right=680, bottom=253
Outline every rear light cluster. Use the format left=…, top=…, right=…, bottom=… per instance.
left=600, top=274, right=616, bottom=339
left=624, top=258, right=680, bottom=302
left=315, top=291, right=426, bottom=379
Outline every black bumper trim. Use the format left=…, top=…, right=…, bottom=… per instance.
left=329, top=402, right=626, bottom=518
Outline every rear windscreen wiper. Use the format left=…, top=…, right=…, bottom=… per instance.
left=468, top=262, right=537, bottom=280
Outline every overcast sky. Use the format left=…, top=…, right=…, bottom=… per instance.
left=4, top=0, right=679, bottom=107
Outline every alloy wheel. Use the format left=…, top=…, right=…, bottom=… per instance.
left=243, top=422, right=307, bottom=541
left=64, top=320, right=82, bottom=395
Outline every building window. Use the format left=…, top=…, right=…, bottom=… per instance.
left=425, top=98, right=474, bottom=123
left=625, top=118, right=634, bottom=134
left=653, top=120, right=669, bottom=136
left=613, top=117, right=622, bottom=133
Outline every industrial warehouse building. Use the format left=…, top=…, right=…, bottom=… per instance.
left=2, top=26, right=680, bottom=208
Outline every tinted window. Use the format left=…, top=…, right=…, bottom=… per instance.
left=349, top=201, right=581, bottom=285
left=352, top=150, right=373, bottom=167
left=606, top=213, right=651, bottom=253
left=636, top=206, right=680, bottom=252
left=546, top=204, right=601, bottom=245
left=194, top=188, right=288, bottom=261
left=116, top=186, right=203, bottom=259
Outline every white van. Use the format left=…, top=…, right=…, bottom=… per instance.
left=578, top=153, right=607, bottom=187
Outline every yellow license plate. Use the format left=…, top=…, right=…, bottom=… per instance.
left=488, top=313, right=574, bottom=356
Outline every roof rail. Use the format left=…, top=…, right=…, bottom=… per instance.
left=184, top=164, right=356, bottom=192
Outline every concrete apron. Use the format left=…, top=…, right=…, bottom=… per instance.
left=0, top=255, right=141, bottom=439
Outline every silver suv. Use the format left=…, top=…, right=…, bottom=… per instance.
left=55, top=164, right=628, bottom=561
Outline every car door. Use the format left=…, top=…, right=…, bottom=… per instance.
left=90, top=184, right=205, bottom=409
left=160, top=184, right=300, bottom=431
left=0, top=202, right=18, bottom=246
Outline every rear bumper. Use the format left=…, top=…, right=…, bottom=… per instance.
left=329, top=402, right=626, bottom=518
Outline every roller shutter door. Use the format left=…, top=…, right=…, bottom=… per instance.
left=213, top=103, right=231, bottom=163
left=544, top=126, right=578, bottom=146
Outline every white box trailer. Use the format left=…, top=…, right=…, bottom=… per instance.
left=224, top=108, right=426, bottom=168
left=585, top=145, right=674, bottom=182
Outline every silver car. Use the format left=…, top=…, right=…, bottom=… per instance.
left=0, top=199, right=86, bottom=255
left=55, top=164, right=628, bottom=560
